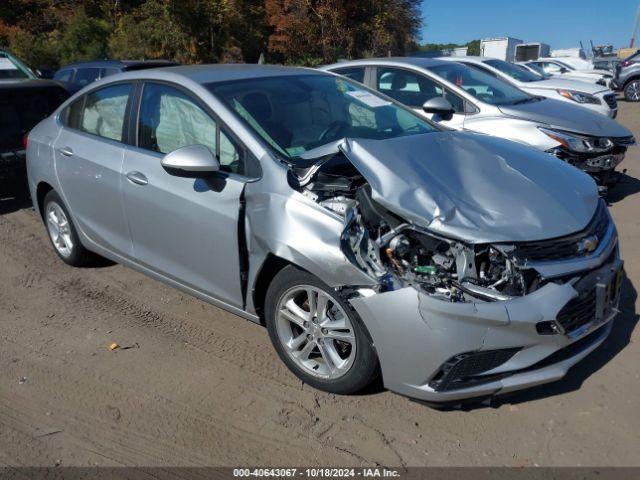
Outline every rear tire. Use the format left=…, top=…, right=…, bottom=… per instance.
left=43, top=190, right=96, bottom=267
left=624, top=79, right=640, bottom=102
left=265, top=265, right=380, bottom=394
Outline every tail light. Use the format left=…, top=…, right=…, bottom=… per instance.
left=22, top=133, right=29, bottom=150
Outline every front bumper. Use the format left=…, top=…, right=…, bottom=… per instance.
left=349, top=240, right=622, bottom=404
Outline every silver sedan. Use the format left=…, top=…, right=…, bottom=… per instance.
left=27, top=65, right=623, bottom=405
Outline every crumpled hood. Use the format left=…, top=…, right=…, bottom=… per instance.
left=498, top=98, right=632, bottom=138
left=340, top=131, right=599, bottom=243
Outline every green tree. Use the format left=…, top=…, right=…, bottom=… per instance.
left=58, top=10, right=111, bottom=64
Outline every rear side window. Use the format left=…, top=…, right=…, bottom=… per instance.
left=74, top=67, right=100, bottom=87
left=332, top=67, right=365, bottom=84
left=80, top=83, right=132, bottom=142
left=54, top=70, right=73, bottom=82
left=65, top=97, right=84, bottom=129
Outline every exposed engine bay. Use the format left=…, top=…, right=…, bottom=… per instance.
left=289, top=151, right=541, bottom=303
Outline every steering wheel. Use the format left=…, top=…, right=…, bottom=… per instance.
left=319, top=121, right=349, bottom=142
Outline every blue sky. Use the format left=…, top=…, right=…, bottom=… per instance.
left=420, top=0, right=639, bottom=50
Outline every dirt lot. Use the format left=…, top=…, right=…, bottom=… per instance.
left=1, top=102, right=639, bottom=468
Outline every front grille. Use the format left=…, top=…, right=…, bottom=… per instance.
left=603, top=93, right=617, bottom=110
left=512, top=201, right=609, bottom=263
left=556, top=289, right=597, bottom=333
left=429, top=348, right=520, bottom=392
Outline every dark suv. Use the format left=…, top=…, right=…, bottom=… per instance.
left=612, top=50, right=640, bottom=102
left=53, top=59, right=178, bottom=90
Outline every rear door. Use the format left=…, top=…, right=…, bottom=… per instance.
left=121, top=81, right=250, bottom=307
left=54, top=82, right=134, bottom=257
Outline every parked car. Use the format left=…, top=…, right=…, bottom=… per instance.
left=1, top=50, right=70, bottom=193
left=439, top=56, right=617, bottom=118
left=525, top=58, right=613, bottom=86
left=611, top=50, right=640, bottom=102
left=53, top=59, right=178, bottom=90
left=27, top=65, right=625, bottom=405
left=322, top=58, right=634, bottom=191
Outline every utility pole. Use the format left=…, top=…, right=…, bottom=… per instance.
left=631, top=4, right=640, bottom=48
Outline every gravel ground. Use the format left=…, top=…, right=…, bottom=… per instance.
left=0, top=101, right=639, bottom=468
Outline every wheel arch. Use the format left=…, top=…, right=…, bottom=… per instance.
left=35, top=181, right=54, bottom=219
left=251, top=254, right=294, bottom=325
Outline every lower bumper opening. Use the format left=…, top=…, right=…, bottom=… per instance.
left=429, top=348, right=520, bottom=392
left=429, top=325, right=609, bottom=394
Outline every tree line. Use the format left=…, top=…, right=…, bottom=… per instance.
left=0, top=0, right=422, bottom=69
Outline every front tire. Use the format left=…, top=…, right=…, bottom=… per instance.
left=43, top=190, right=96, bottom=267
left=265, top=265, right=380, bottom=394
left=624, top=79, right=640, bottom=102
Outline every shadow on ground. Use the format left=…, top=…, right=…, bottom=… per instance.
left=0, top=177, right=32, bottom=215
left=607, top=172, right=640, bottom=204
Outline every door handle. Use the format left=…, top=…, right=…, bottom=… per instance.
left=126, top=171, right=148, bottom=186
left=58, top=146, right=74, bottom=157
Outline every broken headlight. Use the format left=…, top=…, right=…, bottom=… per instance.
left=383, top=230, right=533, bottom=302
left=539, top=127, right=614, bottom=154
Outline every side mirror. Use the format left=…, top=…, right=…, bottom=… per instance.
left=422, top=97, right=455, bottom=121
left=161, top=144, right=220, bottom=176
left=559, top=67, right=569, bottom=74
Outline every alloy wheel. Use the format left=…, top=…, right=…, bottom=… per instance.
left=275, top=285, right=356, bottom=380
left=626, top=80, right=640, bottom=101
left=46, top=201, right=74, bottom=258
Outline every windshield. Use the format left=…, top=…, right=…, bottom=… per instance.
left=428, top=63, right=532, bottom=106
left=483, top=59, right=543, bottom=82
left=0, top=53, right=30, bottom=80
left=523, top=63, right=551, bottom=78
left=207, top=74, right=437, bottom=160
left=553, top=60, right=574, bottom=71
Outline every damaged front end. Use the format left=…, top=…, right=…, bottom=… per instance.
left=286, top=133, right=622, bottom=403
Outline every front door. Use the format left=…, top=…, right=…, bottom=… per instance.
left=121, top=82, right=248, bottom=307
left=54, top=82, right=133, bottom=257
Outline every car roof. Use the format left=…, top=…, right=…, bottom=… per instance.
left=59, top=59, right=178, bottom=70
left=73, top=64, right=327, bottom=90
left=123, top=63, right=324, bottom=84
left=323, top=57, right=454, bottom=70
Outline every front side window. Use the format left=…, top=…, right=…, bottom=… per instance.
left=429, top=63, right=532, bottom=106
left=138, top=83, right=242, bottom=174
left=81, top=83, right=131, bottom=142
left=54, top=69, right=73, bottom=82
left=207, top=74, right=437, bottom=161
left=332, top=67, right=365, bottom=84
left=101, top=68, right=120, bottom=78
left=75, top=68, right=101, bottom=86
left=376, top=67, right=443, bottom=108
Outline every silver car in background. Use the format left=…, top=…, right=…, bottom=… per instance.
left=27, top=65, right=623, bottom=405
left=443, top=56, right=617, bottom=118
left=322, top=58, right=634, bottom=192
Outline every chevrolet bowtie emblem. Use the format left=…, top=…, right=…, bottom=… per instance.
left=577, top=235, right=599, bottom=254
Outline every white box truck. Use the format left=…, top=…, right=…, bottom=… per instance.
left=480, top=37, right=523, bottom=61
left=515, top=43, right=551, bottom=61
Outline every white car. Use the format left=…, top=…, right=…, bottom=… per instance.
left=518, top=61, right=608, bottom=86
left=440, top=56, right=618, bottom=118
left=529, top=58, right=613, bottom=85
